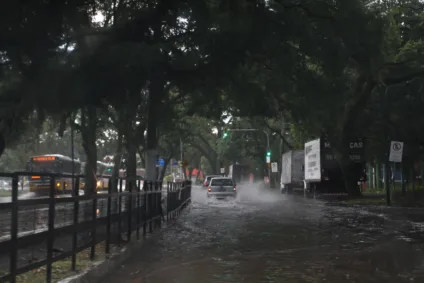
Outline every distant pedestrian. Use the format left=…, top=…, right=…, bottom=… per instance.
left=249, top=173, right=254, bottom=183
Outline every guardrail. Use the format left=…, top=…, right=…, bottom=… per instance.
left=0, top=172, right=191, bottom=283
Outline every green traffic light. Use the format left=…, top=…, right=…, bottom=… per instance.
left=266, top=151, right=271, bottom=157
left=223, top=132, right=228, bottom=138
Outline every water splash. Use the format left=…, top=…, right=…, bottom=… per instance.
left=235, top=182, right=285, bottom=204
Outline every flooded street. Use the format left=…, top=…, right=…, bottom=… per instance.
left=102, top=185, right=424, bottom=283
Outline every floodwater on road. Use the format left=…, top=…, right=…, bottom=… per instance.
left=102, top=184, right=424, bottom=283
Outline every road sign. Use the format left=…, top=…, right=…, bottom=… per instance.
left=271, top=162, right=278, bottom=173
left=157, top=158, right=165, bottom=167
left=220, top=168, right=225, bottom=173
left=266, top=156, right=271, bottom=163
left=389, top=141, right=404, bottom=162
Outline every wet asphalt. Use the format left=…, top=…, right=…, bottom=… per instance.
left=100, top=185, right=424, bottom=283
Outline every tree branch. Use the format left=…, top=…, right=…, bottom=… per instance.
left=383, top=68, right=424, bottom=86
left=276, top=1, right=336, bottom=22
left=262, top=122, right=293, bottom=149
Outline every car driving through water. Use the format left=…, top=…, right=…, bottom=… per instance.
left=206, top=177, right=237, bottom=199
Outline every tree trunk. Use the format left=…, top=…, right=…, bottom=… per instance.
left=334, top=138, right=362, bottom=197
left=81, top=106, right=98, bottom=196
left=144, top=15, right=166, bottom=181
left=145, top=78, right=164, bottom=181
left=111, top=132, right=123, bottom=192
left=125, top=139, right=137, bottom=192
left=137, top=148, right=145, bottom=168
left=112, top=107, right=125, bottom=192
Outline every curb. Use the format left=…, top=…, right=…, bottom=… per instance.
left=59, top=218, right=175, bottom=283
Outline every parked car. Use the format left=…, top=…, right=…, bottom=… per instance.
left=206, top=177, right=237, bottom=199
left=203, top=175, right=221, bottom=188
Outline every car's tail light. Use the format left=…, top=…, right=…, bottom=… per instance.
left=204, top=182, right=208, bottom=186
left=208, top=187, right=212, bottom=192
left=233, top=185, right=236, bottom=191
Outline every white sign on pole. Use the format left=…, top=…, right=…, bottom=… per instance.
left=220, top=168, right=225, bottom=174
left=266, top=156, right=271, bottom=163
left=304, top=138, right=321, bottom=182
left=389, top=141, right=404, bottom=162
left=271, top=162, right=278, bottom=173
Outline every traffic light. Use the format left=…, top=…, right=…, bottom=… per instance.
left=266, top=150, right=271, bottom=157
left=223, top=132, right=228, bottom=138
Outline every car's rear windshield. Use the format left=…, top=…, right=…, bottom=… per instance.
left=206, top=176, right=218, bottom=182
left=210, top=179, right=233, bottom=186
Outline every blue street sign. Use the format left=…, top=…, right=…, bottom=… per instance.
left=172, top=161, right=179, bottom=166
left=157, top=158, right=165, bottom=167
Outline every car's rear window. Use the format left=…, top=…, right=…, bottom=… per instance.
left=206, top=176, right=217, bottom=182
left=210, top=179, right=233, bottom=186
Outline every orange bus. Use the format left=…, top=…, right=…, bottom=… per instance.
left=27, top=154, right=81, bottom=194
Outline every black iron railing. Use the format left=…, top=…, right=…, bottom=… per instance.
left=0, top=172, right=191, bottom=283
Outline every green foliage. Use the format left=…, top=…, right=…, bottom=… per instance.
left=163, top=174, right=174, bottom=184
left=1, top=0, right=424, bottom=198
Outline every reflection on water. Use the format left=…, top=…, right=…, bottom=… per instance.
left=102, top=184, right=424, bottom=283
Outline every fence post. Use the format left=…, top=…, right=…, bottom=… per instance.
left=10, top=173, right=19, bottom=283
left=157, top=181, right=164, bottom=228
left=166, top=182, right=170, bottom=221
left=46, top=175, right=56, bottom=283
left=143, top=181, right=147, bottom=236
left=189, top=180, right=192, bottom=203
left=172, top=182, right=176, bottom=219
left=71, top=177, right=80, bottom=271
left=127, top=177, right=133, bottom=242
left=90, top=189, right=98, bottom=260
left=173, top=183, right=177, bottom=219
left=136, top=179, right=141, bottom=240
left=105, top=177, right=112, bottom=254
left=149, top=182, right=153, bottom=233
left=154, top=182, right=158, bottom=228
left=117, top=178, right=123, bottom=244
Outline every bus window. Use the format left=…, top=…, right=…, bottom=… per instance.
left=28, top=160, right=60, bottom=173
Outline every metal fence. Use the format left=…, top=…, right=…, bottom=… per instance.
left=0, top=172, right=191, bottom=283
